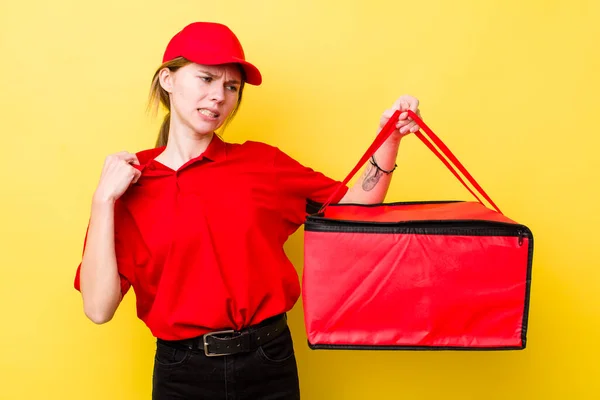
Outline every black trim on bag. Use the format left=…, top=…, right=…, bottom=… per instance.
left=521, top=230, right=534, bottom=348
left=305, top=217, right=532, bottom=239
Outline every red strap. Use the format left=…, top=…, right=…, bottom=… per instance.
left=407, top=110, right=502, bottom=214
left=319, top=110, right=402, bottom=211
left=413, top=130, right=484, bottom=205
left=318, top=110, right=502, bottom=214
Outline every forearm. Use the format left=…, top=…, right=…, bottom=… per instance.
left=340, top=136, right=402, bottom=204
left=79, top=197, right=122, bottom=324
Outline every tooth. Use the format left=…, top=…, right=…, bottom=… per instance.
left=199, top=109, right=216, bottom=117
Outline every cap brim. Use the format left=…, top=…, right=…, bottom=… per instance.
left=188, top=55, right=262, bottom=85
left=165, top=52, right=263, bottom=85
left=227, top=57, right=262, bottom=86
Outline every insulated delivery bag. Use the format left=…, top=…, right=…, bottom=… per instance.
left=302, top=110, right=533, bottom=350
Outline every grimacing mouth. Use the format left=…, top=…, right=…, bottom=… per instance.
left=198, top=108, right=220, bottom=118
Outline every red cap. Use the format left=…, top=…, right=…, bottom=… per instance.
left=162, top=22, right=262, bottom=86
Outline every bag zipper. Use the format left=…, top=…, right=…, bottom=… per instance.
left=305, top=218, right=532, bottom=246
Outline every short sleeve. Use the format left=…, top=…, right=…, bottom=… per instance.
left=73, top=201, right=134, bottom=297
left=274, top=147, right=349, bottom=225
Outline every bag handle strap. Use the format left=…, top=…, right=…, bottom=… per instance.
left=318, top=110, right=502, bottom=214
left=407, top=110, right=502, bottom=214
left=317, top=110, right=402, bottom=213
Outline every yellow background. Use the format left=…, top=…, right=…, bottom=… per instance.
left=1, top=0, right=598, bottom=398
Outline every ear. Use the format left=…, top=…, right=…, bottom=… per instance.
left=158, top=67, right=174, bottom=93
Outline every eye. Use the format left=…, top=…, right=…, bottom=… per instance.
left=199, top=76, right=212, bottom=83
left=226, top=85, right=239, bottom=93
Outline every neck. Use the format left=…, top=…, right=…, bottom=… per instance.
left=156, top=120, right=214, bottom=170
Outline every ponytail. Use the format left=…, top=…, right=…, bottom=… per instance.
left=147, top=57, right=190, bottom=148
left=155, top=112, right=170, bottom=147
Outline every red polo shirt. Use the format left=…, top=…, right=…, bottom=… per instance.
left=74, top=135, right=348, bottom=340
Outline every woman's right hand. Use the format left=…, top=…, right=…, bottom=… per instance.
left=93, top=151, right=142, bottom=203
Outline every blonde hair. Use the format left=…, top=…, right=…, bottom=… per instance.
left=147, top=57, right=246, bottom=147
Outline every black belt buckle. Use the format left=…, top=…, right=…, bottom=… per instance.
left=203, top=329, right=235, bottom=357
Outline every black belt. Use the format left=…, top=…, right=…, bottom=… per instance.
left=158, top=314, right=288, bottom=357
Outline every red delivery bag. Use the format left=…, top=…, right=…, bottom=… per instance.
left=302, top=110, right=533, bottom=350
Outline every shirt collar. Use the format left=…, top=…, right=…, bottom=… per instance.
left=132, top=133, right=227, bottom=174
left=201, top=133, right=227, bottom=163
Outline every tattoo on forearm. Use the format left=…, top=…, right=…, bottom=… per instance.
left=362, top=164, right=382, bottom=191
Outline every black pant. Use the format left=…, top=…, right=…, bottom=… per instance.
left=152, top=325, right=300, bottom=399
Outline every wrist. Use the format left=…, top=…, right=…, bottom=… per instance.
left=370, top=155, right=397, bottom=174
left=92, top=191, right=117, bottom=206
left=384, top=133, right=403, bottom=146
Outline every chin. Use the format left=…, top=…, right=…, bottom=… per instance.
left=192, top=120, right=222, bottom=135
left=194, top=128, right=217, bottom=135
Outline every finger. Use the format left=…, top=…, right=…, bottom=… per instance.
left=120, top=153, right=140, bottom=165
left=408, top=122, right=420, bottom=133
left=400, top=121, right=418, bottom=134
left=408, top=98, right=419, bottom=112
left=403, top=108, right=421, bottom=124
left=380, top=109, right=394, bottom=127
left=382, top=108, right=394, bottom=118
left=396, top=119, right=410, bottom=129
left=393, top=98, right=410, bottom=112
left=112, top=151, right=134, bottom=161
left=131, top=169, right=142, bottom=184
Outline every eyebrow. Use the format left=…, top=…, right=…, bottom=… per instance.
left=199, top=70, right=241, bottom=85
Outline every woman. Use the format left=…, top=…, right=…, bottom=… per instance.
left=74, top=22, right=421, bottom=399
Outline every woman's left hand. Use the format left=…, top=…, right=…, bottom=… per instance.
left=379, top=95, right=421, bottom=138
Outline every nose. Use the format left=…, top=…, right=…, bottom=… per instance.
left=209, top=84, right=225, bottom=104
